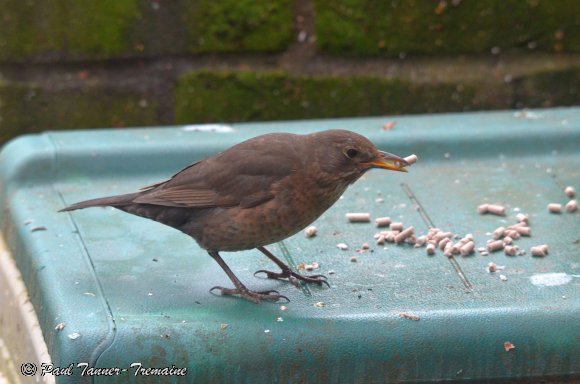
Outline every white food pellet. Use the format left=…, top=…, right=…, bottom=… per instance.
left=548, top=203, right=562, bottom=213
left=530, top=246, right=546, bottom=257
left=460, top=241, right=475, bottom=256
left=487, top=262, right=503, bottom=273
left=499, top=274, right=508, bottom=281
left=487, top=204, right=506, bottom=216
left=565, top=200, right=578, bottom=213
left=438, top=237, right=451, bottom=250
left=516, top=213, right=529, bottom=223
left=304, top=225, right=317, bottom=238
left=564, top=186, right=576, bottom=198
left=503, top=236, right=513, bottom=245
left=493, top=227, right=506, bottom=239
left=505, top=229, right=520, bottom=239
left=337, top=243, right=348, bottom=250
left=426, top=243, right=436, bottom=255
left=390, top=222, right=404, bottom=231
left=477, top=204, right=489, bottom=214
left=514, top=226, right=531, bottom=236
left=415, top=235, right=427, bottom=247
left=443, top=242, right=454, bottom=257
left=433, top=231, right=453, bottom=243
left=487, top=240, right=504, bottom=252
left=403, top=154, right=418, bottom=165
left=504, top=245, right=517, bottom=256
left=375, top=217, right=392, bottom=227
left=507, top=222, right=527, bottom=229
left=346, top=212, right=371, bottom=223
left=394, top=226, right=415, bottom=244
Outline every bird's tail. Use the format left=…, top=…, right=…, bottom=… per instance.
left=59, top=192, right=141, bottom=212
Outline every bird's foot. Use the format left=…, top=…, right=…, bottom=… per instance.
left=254, top=269, right=330, bottom=288
left=209, top=286, right=289, bottom=304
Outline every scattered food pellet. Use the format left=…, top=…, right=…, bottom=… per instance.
left=565, top=186, right=576, bottom=198
left=337, top=243, right=348, bottom=250
left=499, top=274, right=508, bottom=281
left=403, top=154, right=418, bottom=165
left=276, top=317, right=284, bottom=322
left=487, top=262, right=505, bottom=273
left=566, top=200, right=578, bottom=213
left=220, top=323, right=229, bottom=330
left=361, top=243, right=370, bottom=250
left=487, top=240, right=504, bottom=252
left=305, top=262, right=320, bottom=271
left=68, top=332, right=81, bottom=340
left=478, top=203, right=506, bottom=215
left=375, top=217, right=392, bottom=227
left=514, top=226, right=531, bottom=236
left=314, top=301, right=326, bottom=308
left=395, top=226, right=415, bottom=244
left=390, top=222, right=404, bottom=231
left=399, top=312, right=420, bottom=321
left=487, top=204, right=506, bottom=216
left=516, top=213, right=529, bottom=223
left=477, top=204, right=489, bottom=214
left=304, top=225, right=317, bottom=238
left=415, top=235, right=427, bottom=247
left=264, top=329, right=270, bottom=334
left=280, top=305, right=288, bottom=311
left=530, top=246, right=546, bottom=257
left=350, top=256, right=358, bottom=262
left=438, top=237, right=451, bottom=250
left=504, top=245, right=517, bottom=256
left=346, top=212, right=371, bottom=223
left=504, top=341, right=516, bottom=352
left=426, top=243, right=436, bottom=255
left=548, top=203, right=562, bottom=213
left=55, top=323, right=66, bottom=331
left=460, top=241, right=475, bottom=256
left=493, top=227, right=506, bottom=239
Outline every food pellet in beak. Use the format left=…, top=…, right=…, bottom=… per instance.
left=403, top=154, right=418, bottom=165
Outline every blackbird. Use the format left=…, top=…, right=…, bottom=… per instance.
left=60, top=129, right=409, bottom=303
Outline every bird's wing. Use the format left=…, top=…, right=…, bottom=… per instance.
left=133, top=139, right=300, bottom=209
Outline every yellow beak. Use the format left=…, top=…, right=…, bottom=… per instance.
left=367, top=151, right=409, bottom=172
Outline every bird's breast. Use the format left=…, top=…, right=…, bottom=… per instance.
left=186, top=175, right=348, bottom=252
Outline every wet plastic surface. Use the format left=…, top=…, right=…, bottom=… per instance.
left=1, top=109, right=579, bottom=383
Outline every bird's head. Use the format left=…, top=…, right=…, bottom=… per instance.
left=309, top=129, right=409, bottom=184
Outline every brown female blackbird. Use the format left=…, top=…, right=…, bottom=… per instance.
left=60, top=129, right=409, bottom=303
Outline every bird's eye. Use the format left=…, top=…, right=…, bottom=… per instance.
left=345, top=148, right=358, bottom=159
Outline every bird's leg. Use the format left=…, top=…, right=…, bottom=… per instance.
left=207, top=250, right=288, bottom=303
left=254, top=246, right=330, bottom=288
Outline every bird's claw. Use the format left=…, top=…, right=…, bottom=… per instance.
left=254, top=269, right=330, bottom=288
left=209, top=286, right=289, bottom=304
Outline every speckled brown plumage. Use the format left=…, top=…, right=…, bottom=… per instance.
left=60, top=129, right=409, bottom=303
